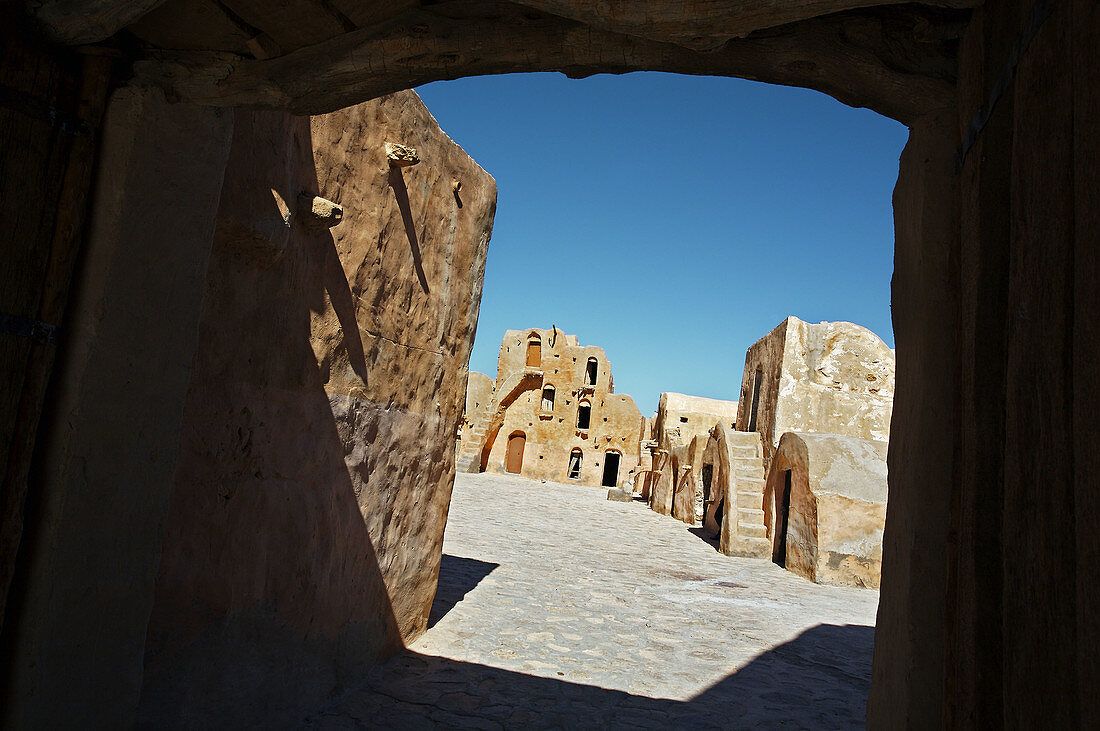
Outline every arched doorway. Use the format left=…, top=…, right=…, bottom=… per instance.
left=505, top=431, right=526, bottom=474
left=525, top=335, right=541, bottom=367
left=602, top=451, right=621, bottom=488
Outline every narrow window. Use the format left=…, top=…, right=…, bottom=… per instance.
left=584, top=357, right=598, bottom=386
left=577, top=400, right=591, bottom=430
left=526, top=335, right=542, bottom=367
left=679, top=416, right=688, bottom=423
left=541, top=385, right=555, bottom=411
left=568, top=449, right=583, bottom=479
left=748, top=367, right=763, bottom=433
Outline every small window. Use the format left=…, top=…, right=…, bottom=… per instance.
left=679, top=416, right=688, bottom=423
left=584, top=357, right=598, bottom=386
left=541, top=385, right=556, bottom=411
left=577, top=400, right=592, bottom=430
left=568, top=449, right=583, bottom=479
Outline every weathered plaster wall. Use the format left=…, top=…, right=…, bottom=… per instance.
left=736, top=319, right=789, bottom=453
left=765, top=433, right=888, bottom=588
left=671, top=433, right=709, bottom=524
left=481, top=328, right=643, bottom=488
left=135, top=92, right=496, bottom=725
left=457, top=371, right=495, bottom=454
left=655, top=392, right=739, bottom=447
left=737, top=316, right=894, bottom=467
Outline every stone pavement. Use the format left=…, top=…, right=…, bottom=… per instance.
left=307, top=473, right=880, bottom=729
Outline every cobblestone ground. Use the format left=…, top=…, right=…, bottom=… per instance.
left=309, top=473, right=880, bottom=729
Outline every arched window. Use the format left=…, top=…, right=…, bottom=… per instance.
left=567, top=448, right=583, bottom=480
left=584, top=357, right=598, bottom=385
left=541, top=385, right=555, bottom=411
left=526, top=335, right=542, bottom=367
left=576, top=399, right=591, bottom=430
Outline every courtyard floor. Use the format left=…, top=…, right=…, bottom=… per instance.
left=308, top=472, right=880, bottom=729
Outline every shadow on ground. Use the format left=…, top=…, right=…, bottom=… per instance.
left=428, top=554, right=499, bottom=629
left=308, top=623, right=874, bottom=729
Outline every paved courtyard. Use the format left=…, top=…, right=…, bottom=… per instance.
left=309, top=472, right=880, bottom=729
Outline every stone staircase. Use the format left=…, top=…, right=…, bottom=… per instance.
left=455, top=367, right=542, bottom=474
left=456, top=414, right=490, bottom=473
left=723, top=431, right=771, bottom=558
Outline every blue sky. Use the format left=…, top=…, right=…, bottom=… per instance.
left=416, top=72, right=907, bottom=416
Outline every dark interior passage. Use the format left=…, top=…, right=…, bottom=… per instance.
left=775, top=470, right=792, bottom=567
left=601, top=452, right=621, bottom=487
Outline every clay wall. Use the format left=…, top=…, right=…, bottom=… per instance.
left=655, top=392, right=739, bottom=447
left=137, top=93, right=495, bottom=725
left=873, top=1, right=1100, bottom=727
left=764, top=433, right=888, bottom=588
left=737, top=316, right=894, bottom=466
left=2, top=88, right=496, bottom=727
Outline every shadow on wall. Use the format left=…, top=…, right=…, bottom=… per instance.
left=308, top=623, right=875, bottom=728
left=428, top=554, right=499, bottom=629
left=136, top=112, right=403, bottom=726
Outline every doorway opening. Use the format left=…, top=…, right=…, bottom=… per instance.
left=576, top=400, right=591, bottom=430
left=584, top=357, right=598, bottom=386
left=526, top=335, right=542, bottom=367
left=774, top=469, right=793, bottom=567
left=602, top=451, right=621, bottom=487
left=748, top=367, right=763, bottom=433
left=505, top=431, right=526, bottom=474
left=567, top=448, right=582, bottom=480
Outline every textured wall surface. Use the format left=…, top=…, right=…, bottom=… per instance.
left=3, top=86, right=235, bottom=727
left=136, top=91, right=496, bottom=725
left=765, top=433, right=888, bottom=588
left=738, top=316, right=894, bottom=466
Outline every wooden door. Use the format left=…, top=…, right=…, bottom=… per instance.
left=505, top=432, right=525, bottom=473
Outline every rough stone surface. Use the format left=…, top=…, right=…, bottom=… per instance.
left=308, top=472, right=880, bottom=728
left=765, top=433, right=889, bottom=588
left=134, top=90, right=496, bottom=725
left=736, top=316, right=894, bottom=466
left=126, top=2, right=971, bottom=123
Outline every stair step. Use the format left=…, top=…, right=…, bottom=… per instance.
left=736, top=491, right=762, bottom=509
left=737, top=520, right=767, bottom=539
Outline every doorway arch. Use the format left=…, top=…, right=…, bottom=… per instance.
left=505, top=431, right=526, bottom=474
left=602, top=451, right=621, bottom=488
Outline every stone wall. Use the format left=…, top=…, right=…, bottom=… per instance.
left=2, top=88, right=496, bottom=727
left=737, top=316, right=894, bottom=465
left=137, top=92, right=495, bottom=725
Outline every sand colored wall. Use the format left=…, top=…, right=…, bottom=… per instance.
left=457, top=371, right=495, bottom=453
left=765, top=433, right=888, bottom=588
left=737, top=316, right=894, bottom=465
left=655, top=392, right=739, bottom=449
left=671, top=434, right=709, bottom=524
left=480, top=328, right=643, bottom=488
left=132, top=92, right=495, bottom=725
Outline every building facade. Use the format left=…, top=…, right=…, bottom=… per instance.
left=459, top=328, right=644, bottom=489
